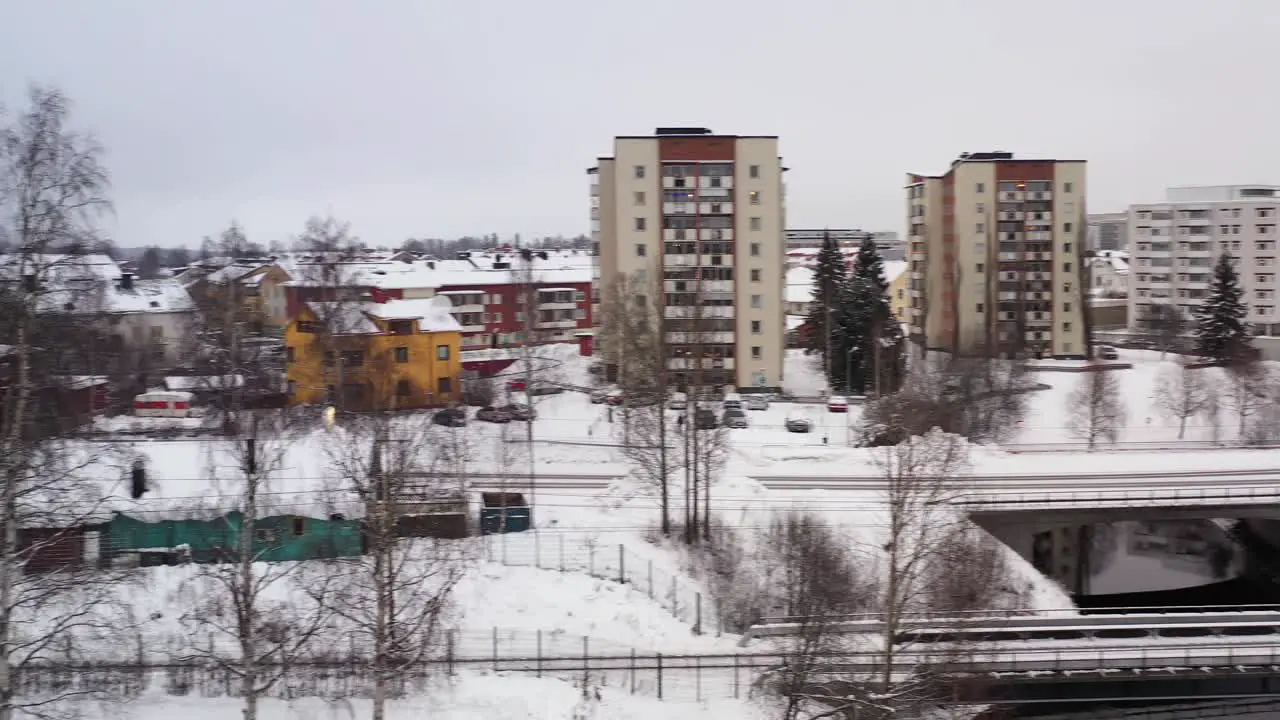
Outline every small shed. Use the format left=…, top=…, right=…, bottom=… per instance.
left=100, top=511, right=363, bottom=565
left=480, top=492, right=530, bottom=535
left=388, top=488, right=469, bottom=540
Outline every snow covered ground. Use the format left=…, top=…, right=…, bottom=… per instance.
left=72, top=673, right=779, bottom=719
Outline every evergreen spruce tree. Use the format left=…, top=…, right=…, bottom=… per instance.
left=839, top=238, right=905, bottom=394
left=804, top=231, right=849, bottom=388
left=1195, top=252, right=1251, bottom=363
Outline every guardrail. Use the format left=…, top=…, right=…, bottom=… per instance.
left=961, top=485, right=1280, bottom=512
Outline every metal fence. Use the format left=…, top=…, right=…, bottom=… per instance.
left=482, top=532, right=718, bottom=634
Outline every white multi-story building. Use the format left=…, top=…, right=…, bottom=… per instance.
left=589, top=127, right=787, bottom=391
left=905, top=151, right=1087, bottom=358
left=1127, top=185, right=1280, bottom=335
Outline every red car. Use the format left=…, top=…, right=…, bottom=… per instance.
left=507, top=379, right=527, bottom=391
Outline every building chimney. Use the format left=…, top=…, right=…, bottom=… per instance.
left=118, top=272, right=134, bottom=291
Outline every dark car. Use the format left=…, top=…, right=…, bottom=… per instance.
left=694, top=408, right=718, bottom=430
left=1096, top=345, right=1119, bottom=360
left=432, top=407, right=468, bottom=427
left=721, top=409, right=749, bottom=429
left=501, top=403, right=536, bottom=421
left=476, top=406, right=512, bottom=423
left=528, top=383, right=565, bottom=396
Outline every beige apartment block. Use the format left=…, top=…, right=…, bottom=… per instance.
left=905, top=151, right=1087, bottom=358
left=589, top=127, right=787, bottom=391
left=1125, top=185, right=1280, bottom=336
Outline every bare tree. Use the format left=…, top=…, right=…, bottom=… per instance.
left=174, top=416, right=333, bottom=720
left=0, top=86, right=136, bottom=720
left=290, top=215, right=366, bottom=411
left=859, top=353, right=1029, bottom=445
left=1153, top=359, right=1214, bottom=439
left=1223, top=358, right=1271, bottom=442
left=314, top=413, right=468, bottom=720
left=600, top=271, right=677, bottom=536
left=864, top=429, right=971, bottom=714
left=1066, top=367, right=1126, bottom=449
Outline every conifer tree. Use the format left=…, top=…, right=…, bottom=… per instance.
left=804, top=231, right=849, bottom=387
left=840, top=238, right=905, bottom=394
left=1195, top=252, right=1251, bottom=363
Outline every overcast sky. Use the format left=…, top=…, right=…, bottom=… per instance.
left=2, top=0, right=1276, bottom=248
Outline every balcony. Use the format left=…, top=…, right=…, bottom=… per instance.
left=537, top=319, right=579, bottom=329
left=459, top=324, right=487, bottom=333
left=698, top=176, right=733, bottom=190
left=668, top=357, right=735, bottom=370
left=998, top=211, right=1024, bottom=221
left=538, top=301, right=577, bottom=311
left=999, top=252, right=1019, bottom=262
left=664, top=202, right=694, bottom=215
left=699, top=202, right=734, bottom=215
left=664, top=254, right=697, bottom=267
left=666, top=331, right=735, bottom=344
left=1028, top=190, right=1053, bottom=202
left=999, top=191, right=1025, bottom=202
left=1026, top=231, right=1053, bottom=241
left=449, top=303, right=484, bottom=314
left=664, top=306, right=735, bottom=319
left=698, top=228, right=734, bottom=241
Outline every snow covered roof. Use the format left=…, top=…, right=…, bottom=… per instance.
left=0, top=253, right=195, bottom=315
left=282, top=256, right=591, bottom=292
left=306, top=296, right=461, bottom=335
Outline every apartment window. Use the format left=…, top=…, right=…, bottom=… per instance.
left=634, top=191, right=646, bottom=206
left=750, top=242, right=761, bottom=256
left=749, top=191, right=761, bottom=205
left=1063, top=222, right=1073, bottom=232
left=749, top=164, right=760, bottom=178
left=494, top=312, right=504, bottom=322
left=751, top=346, right=762, bottom=360
left=436, top=345, right=450, bottom=360
left=516, top=293, right=526, bottom=305
left=437, top=376, right=452, bottom=394
left=1064, top=302, right=1072, bottom=312
left=750, top=269, right=761, bottom=282
left=975, top=223, right=985, bottom=233
left=574, top=308, right=586, bottom=319
left=515, top=311, right=525, bottom=322
left=1063, top=262, right=1073, bottom=273
left=635, top=243, right=647, bottom=257
left=976, top=203, right=985, bottom=213
left=1259, top=208, right=1275, bottom=218
left=750, top=294, right=762, bottom=308
left=482, top=312, right=491, bottom=323
left=976, top=183, right=985, bottom=193
left=396, top=379, right=411, bottom=397
left=634, top=217, right=646, bottom=231
left=1064, top=182, right=1074, bottom=193
left=976, top=303, right=985, bottom=313
left=1064, top=242, right=1072, bottom=253
left=975, top=263, right=985, bottom=273
left=634, top=294, right=646, bottom=308
left=751, top=320, right=762, bottom=334
left=1063, top=321, right=1072, bottom=332
left=285, top=347, right=295, bottom=363
left=750, top=217, right=762, bottom=231
left=634, top=165, right=645, bottom=179
left=394, top=346, right=409, bottom=363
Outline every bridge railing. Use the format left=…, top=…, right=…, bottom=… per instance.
left=960, top=484, right=1280, bottom=511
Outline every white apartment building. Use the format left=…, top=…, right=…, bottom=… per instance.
left=905, top=151, right=1087, bottom=358
left=1127, top=185, right=1280, bottom=335
left=1087, top=212, right=1128, bottom=252
left=589, top=127, right=787, bottom=391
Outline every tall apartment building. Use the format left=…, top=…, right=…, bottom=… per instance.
left=589, top=127, right=787, bottom=391
left=1127, top=185, right=1280, bottom=335
left=905, top=151, right=1087, bottom=358
left=1087, top=212, right=1129, bottom=252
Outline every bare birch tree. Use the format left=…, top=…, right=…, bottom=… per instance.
left=1223, top=358, right=1270, bottom=441
left=313, top=413, right=468, bottom=720
left=599, top=271, right=677, bottom=536
left=1153, top=359, right=1214, bottom=439
left=172, top=414, right=335, bottom=720
left=0, top=86, right=137, bottom=720
left=1065, top=367, right=1126, bottom=449
left=291, top=216, right=366, bottom=411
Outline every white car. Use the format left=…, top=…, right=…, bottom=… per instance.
left=785, top=412, right=814, bottom=433
left=745, top=395, right=769, bottom=411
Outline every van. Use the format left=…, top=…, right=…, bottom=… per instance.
left=133, top=391, right=194, bottom=418
left=722, top=392, right=743, bottom=411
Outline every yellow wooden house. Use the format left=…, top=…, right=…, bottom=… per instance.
left=284, top=296, right=462, bottom=411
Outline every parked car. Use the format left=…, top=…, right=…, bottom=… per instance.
left=476, top=406, right=512, bottom=423
left=722, top=408, right=749, bottom=429
left=501, top=403, right=536, bottom=421
left=432, top=407, right=468, bottom=427
left=605, top=391, right=625, bottom=406
left=590, top=389, right=609, bottom=404
left=1096, top=345, right=1119, bottom=360
left=667, top=392, right=688, bottom=410
left=827, top=395, right=849, bottom=413
left=745, top=395, right=770, bottom=411
left=693, top=407, right=719, bottom=430
left=528, top=383, right=564, bottom=396
left=722, top=392, right=744, bottom=411
left=506, top=379, right=527, bottom=391
left=785, top=413, right=813, bottom=433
